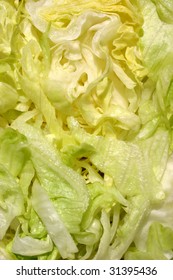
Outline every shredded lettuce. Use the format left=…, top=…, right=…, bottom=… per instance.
left=0, top=0, right=173, bottom=260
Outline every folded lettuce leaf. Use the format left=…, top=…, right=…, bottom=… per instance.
left=0, top=164, right=24, bottom=240
left=31, top=181, right=78, bottom=259
left=12, top=230, right=53, bottom=257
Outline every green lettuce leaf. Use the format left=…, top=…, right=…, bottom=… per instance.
left=12, top=230, right=53, bottom=257
left=1, top=0, right=173, bottom=260
left=125, top=222, right=173, bottom=260
left=0, top=0, right=17, bottom=57
left=0, top=128, right=30, bottom=177
left=0, top=82, right=18, bottom=114
left=31, top=181, right=78, bottom=259
left=151, top=0, right=173, bottom=24
left=0, top=164, right=24, bottom=240
left=12, top=121, right=89, bottom=234
left=138, top=0, right=173, bottom=80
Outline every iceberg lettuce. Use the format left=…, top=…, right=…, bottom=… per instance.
left=0, top=0, right=173, bottom=260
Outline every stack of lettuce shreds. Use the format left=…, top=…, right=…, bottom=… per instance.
left=1, top=0, right=173, bottom=260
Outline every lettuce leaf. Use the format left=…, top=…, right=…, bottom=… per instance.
left=12, top=230, right=53, bottom=257
left=0, top=164, right=24, bottom=240
left=31, top=181, right=78, bottom=259
left=1, top=0, right=173, bottom=260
